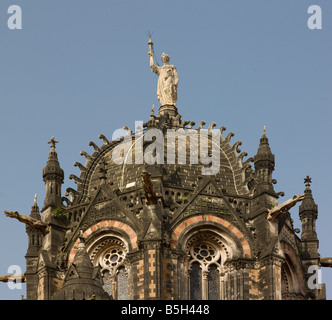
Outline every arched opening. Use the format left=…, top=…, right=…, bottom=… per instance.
left=190, top=262, right=202, bottom=300
left=186, top=230, right=230, bottom=300
left=281, top=254, right=304, bottom=300
left=208, top=264, right=220, bottom=300
left=87, top=235, right=129, bottom=300
left=280, top=242, right=306, bottom=300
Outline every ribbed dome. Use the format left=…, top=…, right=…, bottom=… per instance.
left=66, top=107, right=256, bottom=207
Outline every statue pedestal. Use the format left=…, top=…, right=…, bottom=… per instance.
left=158, top=105, right=178, bottom=117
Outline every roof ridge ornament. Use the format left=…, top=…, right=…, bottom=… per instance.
left=304, top=175, right=312, bottom=187
left=48, top=136, right=58, bottom=151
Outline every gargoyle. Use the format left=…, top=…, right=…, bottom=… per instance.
left=267, top=194, right=305, bottom=221
left=141, top=171, right=158, bottom=205
left=4, top=211, right=49, bottom=235
left=0, top=273, right=26, bottom=283
left=320, top=257, right=332, bottom=268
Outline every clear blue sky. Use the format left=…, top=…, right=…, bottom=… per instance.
left=0, top=0, right=331, bottom=300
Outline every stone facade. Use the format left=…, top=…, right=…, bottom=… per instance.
left=5, top=101, right=325, bottom=300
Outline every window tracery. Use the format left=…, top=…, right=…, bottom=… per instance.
left=186, top=232, right=227, bottom=300
left=91, top=238, right=129, bottom=300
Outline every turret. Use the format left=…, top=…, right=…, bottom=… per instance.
left=253, top=126, right=276, bottom=196
left=25, top=194, right=43, bottom=300
left=42, top=137, right=64, bottom=210
left=37, top=137, right=67, bottom=300
left=26, top=194, right=42, bottom=256
left=299, top=176, right=319, bottom=261
left=52, top=234, right=110, bottom=300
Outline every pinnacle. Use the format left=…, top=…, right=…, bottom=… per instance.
left=299, top=176, right=317, bottom=213
left=259, top=125, right=270, bottom=147
left=30, top=194, right=41, bottom=220
left=304, top=175, right=313, bottom=195
left=73, top=235, right=93, bottom=270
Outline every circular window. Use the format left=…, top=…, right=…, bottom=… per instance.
left=100, top=246, right=126, bottom=273
left=190, top=243, right=219, bottom=264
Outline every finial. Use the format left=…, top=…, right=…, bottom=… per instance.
left=150, top=104, right=155, bottom=117
left=304, top=175, right=312, bottom=187
left=33, top=194, right=37, bottom=205
left=48, top=136, right=59, bottom=150
left=263, top=126, right=266, bottom=136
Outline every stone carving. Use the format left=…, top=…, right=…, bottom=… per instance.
left=141, top=170, right=158, bottom=205
left=267, top=194, right=305, bottom=221
left=0, top=273, right=26, bottom=283
left=4, top=210, right=49, bottom=235
left=148, top=37, right=179, bottom=106
left=320, top=257, right=332, bottom=268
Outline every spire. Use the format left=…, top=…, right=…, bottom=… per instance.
left=26, top=194, right=42, bottom=257
left=72, top=232, right=94, bottom=273
left=299, top=175, right=318, bottom=240
left=52, top=233, right=110, bottom=300
left=253, top=126, right=275, bottom=195
left=258, top=125, right=272, bottom=152
left=30, top=194, right=41, bottom=221
left=42, top=137, right=64, bottom=209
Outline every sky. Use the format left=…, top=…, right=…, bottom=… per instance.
left=0, top=0, right=331, bottom=300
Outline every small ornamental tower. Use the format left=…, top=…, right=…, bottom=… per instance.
left=25, top=195, right=42, bottom=300
left=38, top=137, right=67, bottom=300
left=253, top=126, right=276, bottom=196
left=26, top=194, right=42, bottom=255
left=299, top=176, right=319, bottom=264
left=42, top=137, right=64, bottom=211
left=52, top=234, right=110, bottom=300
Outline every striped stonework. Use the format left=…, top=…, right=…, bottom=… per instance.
left=170, top=214, right=251, bottom=257
left=137, top=259, right=145, bottom=300
left=68, top=219, right=138, bottom=263
left=249, top=268, right=266, bottom=300
left=148, top=250, right=156, bottom=298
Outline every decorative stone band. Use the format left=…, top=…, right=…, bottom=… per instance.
left=68, top=220, right=138, bottom=264
left=171, top=214, right=251, bottom=257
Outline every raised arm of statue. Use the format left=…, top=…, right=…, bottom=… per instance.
left=149, top=50, right=159, bottom=75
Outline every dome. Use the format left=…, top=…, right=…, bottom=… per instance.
left=66, top=108, right=255, bottom=209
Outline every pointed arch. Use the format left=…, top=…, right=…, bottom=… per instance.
left=171, top=214, right=251, bottom=258
left=280, top=241, right=306, bottom=299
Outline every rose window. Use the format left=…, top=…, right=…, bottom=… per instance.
left=190, top=243, right=220, bottom=265
left=102, top=248, right=125, bottom=270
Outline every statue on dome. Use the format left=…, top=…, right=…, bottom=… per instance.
left=148, top=37, right=179, bottom=106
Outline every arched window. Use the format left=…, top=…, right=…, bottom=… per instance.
left=281, top=256, right=302, bottom=300
left=117, top=266, right=128, bottom=300
left=190, top=262, right=202, bottom=300
left=91, top=239, right=129, bottom=300
left=208, top=264, right=220, bottom=300
left=187, top=233, right=226, bottom=300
